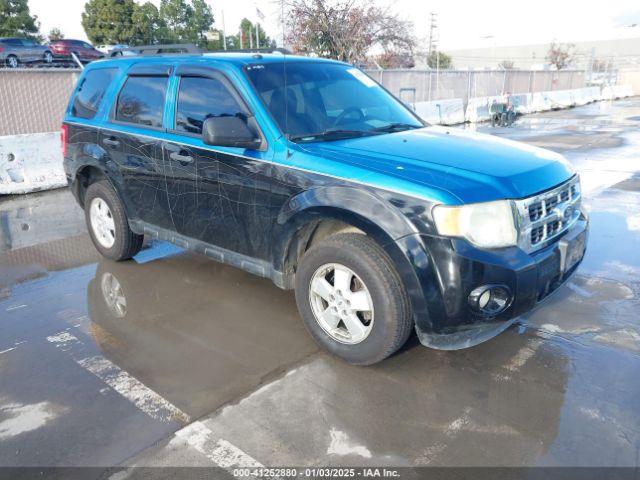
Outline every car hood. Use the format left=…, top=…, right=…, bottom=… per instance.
left=298, top=126, right=575, bottom=204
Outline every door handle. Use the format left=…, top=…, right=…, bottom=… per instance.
left=169, top=151, right=193, bottom=164
left=102, top=137, right=120, bottom=148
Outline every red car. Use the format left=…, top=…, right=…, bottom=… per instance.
left=48, top=39, right=104, bottom=64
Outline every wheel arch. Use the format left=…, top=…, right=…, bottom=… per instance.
left=271, top=186, right=432, bottom=332
left=73, top=164, right=109, bottom=208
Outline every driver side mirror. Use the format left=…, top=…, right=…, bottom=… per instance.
left=202, top=116, right=262, bottom=150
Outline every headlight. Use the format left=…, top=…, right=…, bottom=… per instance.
left=432, top=200, right=517, bottom=248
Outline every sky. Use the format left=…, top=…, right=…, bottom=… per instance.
left=29, top=0, right=640, bottom=50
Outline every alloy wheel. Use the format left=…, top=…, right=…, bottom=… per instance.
left=89, top=197, right=116, bottom=249
left=308, top=263, right=374, bottom=344
left=100, top=272, right=127, bottom=318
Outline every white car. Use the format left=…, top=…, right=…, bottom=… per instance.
left=96, top=44, right=129, bottom=55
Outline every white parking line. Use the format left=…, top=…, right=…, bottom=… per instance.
left=0, top=341, right=26, bottom=355
left=46, top=330, right=189, bottom=424
left=5, top=304, right=27, bottom=312
left=172, top=421, right=264, bottom=469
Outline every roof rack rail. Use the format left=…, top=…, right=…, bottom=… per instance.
left=109, top=44, right=202, bottom=57
left=214, top=48, right=293, bottom=55
left=108, top=44, right=293, bottom=58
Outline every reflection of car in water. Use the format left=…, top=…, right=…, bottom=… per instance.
left=87, top=256, right=568, bottom=459
left=86, top=256, right=318, bottom=415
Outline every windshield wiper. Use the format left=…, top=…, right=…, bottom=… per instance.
left=370, top=123, right=422, bottom=133
left=289, top=129, right=376, bottom=142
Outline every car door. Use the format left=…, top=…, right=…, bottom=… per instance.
left=101, top=64, right=175, bottom=231
left=19, top=39, right=38, bottom=62
left=162, top=66, right=275, bottom=259
left=5, top=39, right=23, bottom=62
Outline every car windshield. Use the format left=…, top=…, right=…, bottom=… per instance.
left=245, top=61, right=423, bottom=142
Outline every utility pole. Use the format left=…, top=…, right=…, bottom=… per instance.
left=256, top=23, right=260, bottom=49
left=428, top=12, right=438, bottom=57
left=222, top=10, right=227, bottom=50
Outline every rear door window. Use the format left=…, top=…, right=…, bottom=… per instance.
left=115, top=76, right=168, bottom=128
left=72, top=68, right=117, bottom=119
left=175, top=76, right=247, bottom=135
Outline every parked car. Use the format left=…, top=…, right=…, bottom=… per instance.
left=48, top=39, right=104, bottom=64
left=0, top=37, right=53, bottom=68
left=62, top=51, right=588, bottom=364
left=96, top=44, right=129, bottom=55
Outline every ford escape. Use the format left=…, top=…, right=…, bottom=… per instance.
left=62, top=48, right=588, bottom=364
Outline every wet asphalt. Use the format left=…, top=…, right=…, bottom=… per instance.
left=0, top=98, right=639, bottom=470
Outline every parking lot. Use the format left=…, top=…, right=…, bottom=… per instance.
left=1, top=98, right=639, bottom=473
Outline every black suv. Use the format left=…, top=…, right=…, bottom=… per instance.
left=62, top=51, right=587, bottom=364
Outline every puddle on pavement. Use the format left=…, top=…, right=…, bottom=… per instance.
left=1, top=99, right=640, bottom=467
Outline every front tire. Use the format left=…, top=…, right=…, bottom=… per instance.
left=295, top=233, right=413, bottom=365
left=84, top=180, right=143, bottom=261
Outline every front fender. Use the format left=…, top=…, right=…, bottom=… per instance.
left=271, top=185, right=432, bottom=331
left=276, top=185, right=417, bottom=239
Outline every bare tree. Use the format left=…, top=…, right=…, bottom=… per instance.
left=284, top=0, right=415, bottom=64
left=546, top=42, right=575, bottom=70
left=372, top=50, right=414, bottom=69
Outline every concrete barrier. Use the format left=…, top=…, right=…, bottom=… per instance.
left=0, top=132, right=65, bottom=195
left=530, top=92, right=554, bottom=112
left=601, top=85, right=634, bottom=100
left=465, top=96, right=503, bottom=123
left=572, top=88, right=593, bottom=106
left=508, top=93, right=532, bottom=114
left=415, top=98, right=465, bottom=125
left=546, top=89, right=576, bottom=108
left=613, top=84, right=634, bottom=98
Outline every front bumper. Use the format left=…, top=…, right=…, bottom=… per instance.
left=398, top=213, right=589, bottom=349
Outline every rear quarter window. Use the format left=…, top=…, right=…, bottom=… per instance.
left=115, top=76, right=168, bottom=128
left=72, top=68, right=117, bottom=119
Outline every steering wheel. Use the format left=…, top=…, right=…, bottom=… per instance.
left=332, top=107, right=365, bottom=127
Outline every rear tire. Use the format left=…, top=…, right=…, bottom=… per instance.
left=295, top=233, right=413, bottom=365
left=84, top=180, right=143, bottom=261
left=6, top=55, right=18, bottom=68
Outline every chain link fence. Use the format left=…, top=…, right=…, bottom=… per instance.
left=0, top=66, right=630, bottom=137
left=0, top=69, right=80, bottom=136
left=364, top=69, right=590, bottom=109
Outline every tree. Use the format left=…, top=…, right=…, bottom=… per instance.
left=426, top=50, right=452, bottom=69
left=48, top=27, right=64, bottom=41
left=236, top=18, right=273, bottom=49
left=499, top=59, right=515, bottom=70
left=82, top=0, right=137, bottom=44
left=284, top=0, right=415, bottom=64
left=159, top=0, right=192, bottom=42
left=131, top=2, right=167, bottom=45
left=371, top=50, right=414, bottom=69
left=546, top=42, right=575, bottom=70
left=189, top=0, right=214, bottom=46
left=0, top=0, right=40, bottom=38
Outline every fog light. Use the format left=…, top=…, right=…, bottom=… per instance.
left=478, top=290, right=491, bottom=309
left=468, top=285, right=512, bottom=316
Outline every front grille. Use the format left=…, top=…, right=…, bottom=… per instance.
left=515, top=176, right=582, bottom=253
